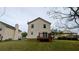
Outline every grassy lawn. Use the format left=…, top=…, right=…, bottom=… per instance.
left=0, top=40, right=79, bottom=51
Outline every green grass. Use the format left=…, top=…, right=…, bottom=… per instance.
left=0, top=40, right=79, bottom=51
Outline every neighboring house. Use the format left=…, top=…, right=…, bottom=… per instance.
left=27, top=17, right=51, bottom=39
left=55, top=33, right=77, bottom=38
left=62, top=29, right=77, bottom=37
left=0, top=21, right=22, bottom=40
left=54, top=29, right=77, bottom=39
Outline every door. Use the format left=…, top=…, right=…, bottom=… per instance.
left=43, top=32, right=48, bottom=38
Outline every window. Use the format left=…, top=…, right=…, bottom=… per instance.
left=31, top=32, right=33, bottom=35
left=43, top=32, right=48, bottom=38
left=43, top=24, right=46, bottom=28
left=31, top=24, right=34, bottom=28
left=0, top=28, right=2, bottom=31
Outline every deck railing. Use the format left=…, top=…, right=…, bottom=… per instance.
left=37, top=33, right=52, bottom=42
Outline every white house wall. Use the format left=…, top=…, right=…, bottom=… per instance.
left=27, top=19, right=51, bottom=39
left=3, top=27, right=15, bottom=40
left=18, top=31, right=22, bottom=39
left=0, top=22, right=22, bottom=40
left=0, top=23, right=6, bottom=40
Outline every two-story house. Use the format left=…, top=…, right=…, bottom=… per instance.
left=27, top=17, right=51, bottom=39
left=0, top=21, right=22, bottom=40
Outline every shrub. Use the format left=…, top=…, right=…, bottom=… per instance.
left=5, top=38, right=12, bottom=41
left=21, top=32, right=27, bottom=38
left=18, top=38, right=21, bottom=40
left=0, top=40, right=2, bottom=42
left=57, top=36, right=78, bottom=40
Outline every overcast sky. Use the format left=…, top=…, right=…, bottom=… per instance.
left=0, top=7, right=79, bottom=34
left=0, top=7, right=56, bottom=32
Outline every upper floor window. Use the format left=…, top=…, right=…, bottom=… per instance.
left=43, top=24, right=46, bottom=28
left=0, top=28, right=2, bottom=31
left=31, top=24, right=34, bottom=28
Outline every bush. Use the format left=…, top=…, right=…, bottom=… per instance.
left=18, top=38, right=21, bottom=40
left=57, top=36, right=78, bottom=40
left=0, top=40, right=2, bottom=42
left=21, top=32, right=27, bottom=38
left=5, top=38, right=12, bottom=41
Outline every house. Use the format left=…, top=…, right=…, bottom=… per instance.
left=0, top=21, right=22, bottom=40
left=27, top=17, right=51, bottom=39
left=53, top=29, right=78, bottom=40
left=61, top=29, right=77, bottom=37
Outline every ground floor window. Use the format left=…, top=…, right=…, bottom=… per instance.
left=31, top=32, right=33, bottom=35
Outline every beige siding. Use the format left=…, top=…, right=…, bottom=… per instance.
left=27, top=19, right=51, bottom=39
left=3, top=27, right=15, bottom=40
left=0, top=22, right=22, bottom=40
left=0, top=23, right=6, bottom=40
left=18, top=31, right=22, bottom=39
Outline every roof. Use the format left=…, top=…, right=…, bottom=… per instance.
left=27, top=17, right=51, bottom=24
left=0, top=21, right=21, bottom=32
left=52, top=32, right=77, bottom=34
left=63, top=29, right=72, bottom=33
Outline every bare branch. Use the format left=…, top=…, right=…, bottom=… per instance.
left=53, top=11, right=69, bottom=15
left=47, top=7, right=79, bottom=30
left=74, top=17, right=79, bottom=26
left=0, top=7, right=6, bottom=17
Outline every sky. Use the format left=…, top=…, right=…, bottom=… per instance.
left=0, top=7, right=79, bottom=34
left=0, top=7, right=59, bottom=32
left=0, top=7, right=54, bottom=32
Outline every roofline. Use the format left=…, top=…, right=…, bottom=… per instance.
left=0, top=21, right=21, bottom=32
left=27, top=17, right=51, bottom=24
left=56, top=33, right=77, bottom=34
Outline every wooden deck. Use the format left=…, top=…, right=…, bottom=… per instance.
left=37, top=33, right=52, bottom=42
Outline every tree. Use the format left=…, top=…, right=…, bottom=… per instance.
left=0, top=7, right=6, bottom=17
left=51, top=29, right=63, bottom=36
left=21, top=32, right=27, bottom=38
left=47, top=7, right=79, bottom=29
